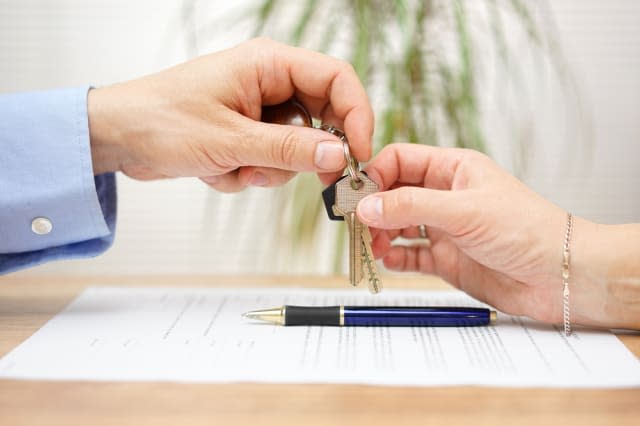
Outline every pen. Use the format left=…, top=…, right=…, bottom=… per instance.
left=242, top=306, right=497, bottom=327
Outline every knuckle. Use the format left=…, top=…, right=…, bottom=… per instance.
left=187, top=143, right=229, bottom=175
left=216, top=185, right=245, bottom=194
left=203, top=176, right=245, bottom=194
left=394, top=187, right=417, bottom=212
left=389, top=143, right=409, bottom=157
left=247, top=36, right=273, bottom=48
left=380, top=144, right=397, bottom=156
left=271, top=130, right=299, bottom=167
left=387, top=187, right=418, bottom=226
left=340, top=61, right=357, bottom=76
left=460, top=147, right=489, bottom=163
left=343, top=62, right=358, bottom=75
left=193, top=143, right=237, bottom=174
left=268, top=170, right=297, bottom=186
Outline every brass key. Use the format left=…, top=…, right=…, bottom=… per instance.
left=262, top=98, right=381, bottom=292
left=332, top=153, right=381, bottom=293
left=361, top=223, right=382, bottom=293
left=333, top=205, right=363, bottom=286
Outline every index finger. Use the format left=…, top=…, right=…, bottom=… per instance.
left=250, top=38, right=374, bottom=162
left=363, top=143, right=472, bottom=191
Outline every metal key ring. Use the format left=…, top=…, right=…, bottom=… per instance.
left=342, top=141, right=363, bottom=188
left=319, top=124, right=362, bottom=187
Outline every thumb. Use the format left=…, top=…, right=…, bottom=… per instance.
left=236, top=119, right=347, bottom=172
left=356, top=186, right=472, bottom=233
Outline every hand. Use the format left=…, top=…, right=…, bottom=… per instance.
left=356, top=144, right=640, bottom=330
left=87, top=37, right=373, bottom=192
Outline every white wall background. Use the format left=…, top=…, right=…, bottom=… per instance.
left=530, top=1, right=640, bottom=224
left=1, top=0, right=639, bottom=277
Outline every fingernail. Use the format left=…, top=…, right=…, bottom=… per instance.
left=314, top=141, right=345, bottom=170
left=358, top=196, right=382, bottom=223
left=249, top=172, right=268, bottom=186
left=201, top=175, right=219, bottom=184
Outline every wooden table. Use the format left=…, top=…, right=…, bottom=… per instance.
left=0, top=274, right=638, bottom=426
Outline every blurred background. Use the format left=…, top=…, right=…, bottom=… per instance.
left=1, top=0, right=639, bottom=277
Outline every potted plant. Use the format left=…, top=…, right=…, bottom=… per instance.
left=184, top=0, right=562, bottom=273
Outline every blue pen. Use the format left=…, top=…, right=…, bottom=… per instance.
left=243, top=305, right=497, bottom=327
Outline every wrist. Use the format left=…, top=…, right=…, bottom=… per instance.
left=87, top=86, right=131, bottom=175
left=571, top=219, right=640, bottom=329
left=598, top=223, right=640, bottom=329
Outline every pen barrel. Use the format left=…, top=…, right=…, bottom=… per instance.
left=285, top=306, right=341, bottom=326
left=343, top=307, right=491, bottom=327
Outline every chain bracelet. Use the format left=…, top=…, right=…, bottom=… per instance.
left=562, top=213, right=573, bottom=336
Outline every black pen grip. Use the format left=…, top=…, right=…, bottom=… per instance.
left=285, top=305, right=340, bottom=326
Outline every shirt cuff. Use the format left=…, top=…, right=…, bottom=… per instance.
left=0, top=173, right=116, bottom=274
left=0, top=86, right=116, bottom=271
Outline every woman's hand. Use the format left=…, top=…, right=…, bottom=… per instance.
left=356, top=143, right=640, bottom=330
left=87, top=37, right=373, bottom=192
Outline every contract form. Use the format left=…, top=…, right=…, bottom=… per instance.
left=1, top=287, right=639, bottom=387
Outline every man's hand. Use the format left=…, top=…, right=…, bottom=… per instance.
left=88, top=37, right=374, bottom=192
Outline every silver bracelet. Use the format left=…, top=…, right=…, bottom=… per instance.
left=562, top=213, right=573, bottom=336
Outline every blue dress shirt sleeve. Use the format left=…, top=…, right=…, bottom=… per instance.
left=0, top=87, right=117, bottom=274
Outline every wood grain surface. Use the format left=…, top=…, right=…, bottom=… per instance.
left=0, top=274, right=638, bottom=426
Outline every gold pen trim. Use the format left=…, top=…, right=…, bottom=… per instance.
left=242, top=306, right=286, bottom=325
left=490, top=310, right=497, bottom=324
left=340, top=306, right=344, bottom=326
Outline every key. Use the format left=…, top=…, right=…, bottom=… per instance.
left=333, top=206, right=363, bottom=286
left=333, top=170, right=381, bottom=293
left=323, top=175, right=348, bottom=221
left=261, top=99, right=381, bottom=292
left=361, top=225, right=382, bottom=294
left=349, top=211, right=364, bottom=286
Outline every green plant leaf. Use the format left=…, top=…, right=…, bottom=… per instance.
left=239, top=0, right=556, bottom=272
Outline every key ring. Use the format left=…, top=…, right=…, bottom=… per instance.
left=319, top=124, right=362, bottom=189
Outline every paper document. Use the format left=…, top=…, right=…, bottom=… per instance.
left=1, top=287, right=639, bottom=387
